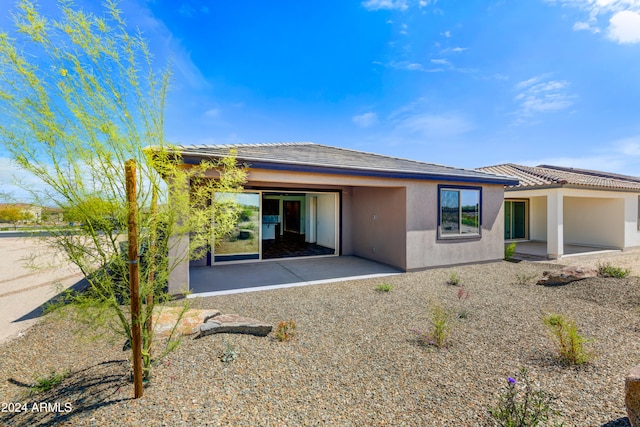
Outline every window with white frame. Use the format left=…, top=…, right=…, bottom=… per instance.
left=439, top=186, right=481, bottom=237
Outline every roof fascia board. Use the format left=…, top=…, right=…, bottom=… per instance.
left=181, top=155, right=519, bottom=185
left=506, top=184, right=640, bottom=193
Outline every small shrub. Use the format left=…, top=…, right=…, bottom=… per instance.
left=597, top=262, right=631, bottom=278
left=28, top=370, right=70, bottom=396
left=219, top=340, right=237, bottom=363
left=456, top=288, right=470, bottom=319
left=274, top=318, right=297, bottom=342
left=375, top=283, right=393, bottom=292
left=542, top=313, right=593, bottom=365
left=488, top=367, right=563, bottom=427
left=447, top=272, right=461, bottom=286
left=514, top=273, right=537, bottom=285
left=504, top=243, right=517, bottom=261
left=413, top=304, right=453, bottom=349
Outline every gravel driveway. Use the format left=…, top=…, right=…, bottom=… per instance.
left=0, top=259, right=638, bottom=426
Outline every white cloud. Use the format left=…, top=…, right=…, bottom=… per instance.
left=373, top=60, right=444, bottom=72
left=205, top=108, right=220, bottom=118
left=614, top=135, right=640, bottom=155
left=396, top=112, right=474, bottom=138
left=607, top=10, right=640, bottom=42
left=362, top=0, right=409, bottom=11
left=546, top=0, right=640, bottom=43
left=516, top=136, right=640, bottom=176
left=352, top=112, right=379, bottom=128
left=430, top=58, right=451, bottom=66
left=179, top=4, right=196, bottom=17
left=363, top=0, right=439, bottom=11
left=119, top=2, right=211, bottom=90
left=440, top=46, right=467, bottom=54
left=512, top=76, right=576, bottom=121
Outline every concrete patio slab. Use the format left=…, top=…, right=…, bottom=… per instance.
left=510, top=241, right=620, bottom=260
left=188, top=256, right=401, bottom=298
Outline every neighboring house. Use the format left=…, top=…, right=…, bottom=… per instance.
left=42, top=207, right=64, bottom=223
left=0, top=203, right=42, bottom=224
left=166, top=142, right=517, bottom=294
left=477, top=164, right=640, bottom=259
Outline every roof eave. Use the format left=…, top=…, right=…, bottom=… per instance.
left=181, top=155, right=519, bottom=186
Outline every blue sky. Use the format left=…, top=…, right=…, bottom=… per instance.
left=1, top=0, right=640, bottom=199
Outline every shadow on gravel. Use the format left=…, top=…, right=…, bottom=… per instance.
left=601, top=417, right=631, bottom=427
left=1, top=359, right=132, bottom=427
left=12, top=277, right=90, bottom=323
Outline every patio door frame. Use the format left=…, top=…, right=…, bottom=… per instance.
left=505, top=199, right=529, bottom=241
left=211, top=189, right=340, bottom=265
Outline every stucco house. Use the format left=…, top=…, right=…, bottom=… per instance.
left=477, top=164, right=640, bottom=259
left=166, top=142, right=517, bottom=294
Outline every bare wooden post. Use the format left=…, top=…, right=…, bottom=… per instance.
left=125, top=159, right=143, bottom=399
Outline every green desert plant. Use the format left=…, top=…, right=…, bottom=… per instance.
left=219, top=340, right=237, bottom=363
left=0, top=0, right=246, bottom=386
left=274, top=319, right=297, bottom=342
left=488, top=367, right=563, bottom=427
left=413, top=303, right=453, bottom=349
left=375, top=283, right=393, bottom=292
left=28, top=370, right=70, bottom=396
left=447, top=272, right=461, bottom=286
left=514, top=273, right=538, bottom=286
left=456, top=287, right=470, bottom=319
left=597, top=262, right=631, bottom=278
left=543, top=313, right=593, bottom=365
left=504, top=243, right=517, bottom=261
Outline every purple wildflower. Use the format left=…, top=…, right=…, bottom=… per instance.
left=507, top=377, right=516, bottom=385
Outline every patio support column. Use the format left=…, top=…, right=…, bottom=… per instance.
left=546, top=190, right=564, bottom=259
left=168, top=234, right=190, bottom=296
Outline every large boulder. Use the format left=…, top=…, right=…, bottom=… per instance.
left=153, top=307, right=221, bottom=338
left=626, top=365, right=640, bottom=426
left=197, top=313, right=272, bottom=338
left=536, top=266, right=598, bottom=286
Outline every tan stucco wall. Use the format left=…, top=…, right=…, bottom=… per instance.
left=625, top=194, right=640, bottom=249
left=564, top=196, right=625, bottom=248
left=405, top=182, right=505, bottom=269
left=351, top=187, right=407, bottom=270
left=529, top=196, right=547, bottom=241
left=170, top=166, right=509, bottom=290
left=506, top=187, right=640, bottom=253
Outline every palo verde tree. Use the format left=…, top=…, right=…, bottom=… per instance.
left=0, top=0, right=246, bottom=384
left=0, top=204, right=32, bottom=229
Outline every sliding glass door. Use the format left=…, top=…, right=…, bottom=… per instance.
left=504, top=200, right=527, bottom=240
left=213, top=192, right=260, bottom=262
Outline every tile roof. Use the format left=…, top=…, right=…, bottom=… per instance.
left=172, top=142, right=518, bottom=185
left=476, top=163, right=640, bottom=191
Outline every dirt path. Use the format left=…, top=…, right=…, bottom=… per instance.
left=0, top=236, right=83, bottom=344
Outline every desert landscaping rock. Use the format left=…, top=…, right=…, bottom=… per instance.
left=153, top=307, right=222, bottom=338
left=626, top=365, right=640, bottom=427
left=197, top=313, right=272, bottom=338
left=1, top=260, right=638, bottom=426
left=537, top=265, right=599, bottom=285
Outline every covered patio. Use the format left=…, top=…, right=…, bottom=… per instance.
left=478, top=164, right=640, bottom=259
left=187, top=255, right=401, bottom=297
left=510, top=241, right=621, bottom=260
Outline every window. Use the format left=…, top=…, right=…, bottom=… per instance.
left=439, top=186, right=481, bottom=237
left=638, top=196, right=640, bottom=231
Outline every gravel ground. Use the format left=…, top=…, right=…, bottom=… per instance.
left=0, top=260, right=639, bottom=426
